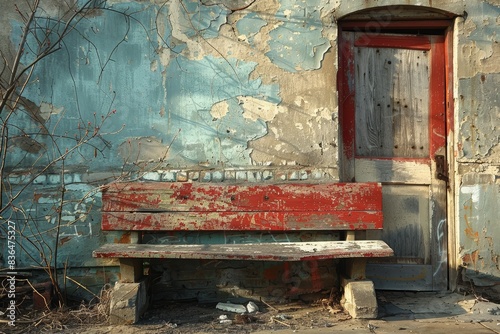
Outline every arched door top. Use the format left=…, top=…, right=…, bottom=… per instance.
left=335, top=4, right=460, bottom=22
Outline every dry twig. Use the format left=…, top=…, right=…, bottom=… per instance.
left=260, top=297, right=279, bottom=312
left=272, top=317, right=291, bottom=327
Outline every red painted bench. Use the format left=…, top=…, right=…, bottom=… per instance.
left=93, top=182, right=393, bottom=322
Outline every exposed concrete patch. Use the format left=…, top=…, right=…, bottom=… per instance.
left=458, top=41, right=498, bottom=78
left=249, top=106, right=338, bottom=167
left=458, top=2, right=499, bottom=78
left=168, top=1, right=205, bottom=60
left=238, top=96, right=286, bottom=121
left=458, top=73, right=500, bottom=159
left=40, top=102, right=64, bottom=121
left=248, top=49, right=337, bottom=167
left=118, top=137, right=170, bottom=164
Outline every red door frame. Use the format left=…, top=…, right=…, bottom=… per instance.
left=338, top=20, right=453, bottom=164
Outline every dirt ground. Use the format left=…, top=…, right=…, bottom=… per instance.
left=2, top=293, right=352, bottom=333
left=128, top=299, right=351, bottom=333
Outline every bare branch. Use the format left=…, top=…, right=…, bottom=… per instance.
left=0, top=0, right=40, bottom=115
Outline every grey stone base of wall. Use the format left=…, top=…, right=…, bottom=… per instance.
left=341, top=279, right=378, bottom=319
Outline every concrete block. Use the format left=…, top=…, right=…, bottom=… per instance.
left=142, top=172, right=160, bottom=181
left=200, top=171, right=211, bottom=182
left=236, top=171, right=247, bottom=181
left=162, top=171, right=176, bottom=181
left=224, top=170, right=236, bottom=181
left=33, top=175, right=47, bottom=184
left=212, top=171, right=224, bottom=181
left=276, top=171, right=287, bottom=180
left=263, top=170, right=273, bottom=180
left=247, top=171, right=262, bottom=182
left=176, top=171, right=188, bottom=182
left=341, top=279, right=378, bottom=319
left=109, top=281, right=149, bottom=325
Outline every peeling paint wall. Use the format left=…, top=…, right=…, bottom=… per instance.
left=3, top=0, right=337, bottom=171
left=454, top=1, right=500, bottom=297
left=0, top=0, right=499, bottom=298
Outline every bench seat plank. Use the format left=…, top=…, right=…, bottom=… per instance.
left=102, top=211, right=383, bottom=231
left=93, top=240, right=393, bottom=261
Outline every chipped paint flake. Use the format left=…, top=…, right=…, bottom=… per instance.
left=210, top=100, right=230, bottom=119
left=40, top=102, right=63, bottom=121
left=235, top=12, right=267, bottom=46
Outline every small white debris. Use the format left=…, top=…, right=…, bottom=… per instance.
left=166, top=322, right=177, bottom=328
left=216, top=302, right=247, bottom=314
left=247, top=301, right=259, bottom=313
left=274, top=314, right=293, bottom=320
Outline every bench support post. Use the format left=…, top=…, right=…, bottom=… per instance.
left=120, top=258, right=143, bottom=283
left=341, top=232, right=377, bottom=319
left=345, top=258, right=367, bottom=280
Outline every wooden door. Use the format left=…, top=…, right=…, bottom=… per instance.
left=339, top=32, right=448, bottom=291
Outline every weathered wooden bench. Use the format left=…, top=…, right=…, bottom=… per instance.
left=93, top=182, right=393, bottom=323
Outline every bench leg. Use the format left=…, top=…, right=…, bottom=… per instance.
left=109, top=258, right=148, bottom=324
left=109, top=278, right=150, bottom=325
left=120, top=258, right=143, bottom=283
left=345, top=258, right=367, bottom=281
left=341, top=232, right=378, bottom=319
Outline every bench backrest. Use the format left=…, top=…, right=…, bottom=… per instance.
left=101, top=182, right=383, bottom=231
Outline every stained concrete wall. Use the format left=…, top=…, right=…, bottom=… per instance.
left=0, top=0, right=498, bottom=298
